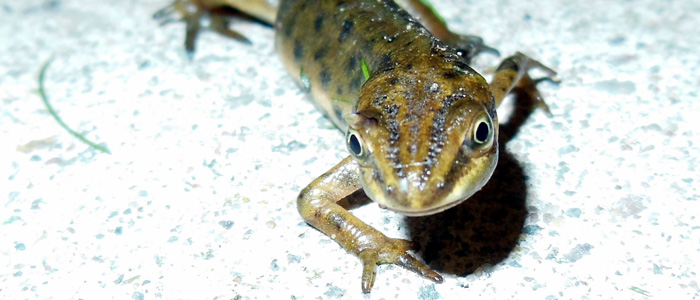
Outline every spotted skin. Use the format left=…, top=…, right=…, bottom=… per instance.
left=155, top=0, right=556, bottom=293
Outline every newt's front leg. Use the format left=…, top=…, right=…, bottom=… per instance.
left=490, top=52, right=558, bottom=112
left=297, top=156, right=443, bottom=293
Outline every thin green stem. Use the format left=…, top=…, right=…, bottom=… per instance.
left=38, top=57, right=111, bottom=154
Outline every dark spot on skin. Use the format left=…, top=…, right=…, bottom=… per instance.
left=350, top=74, right=364, bottom=91
left=293, top=39, right=304, bottom=62
left=425, top=105, right=447, bottom=176
left=441, top=94, right=463, bottom=112
left=489, top=95, right=497, bottom=116
left=283, top=12, right=299, bottom=37
left=373, top=94, right=388, bottom=106
left=337, top=87, right=344, bottom=95
left=329, top=213, right=345, bottom=229
left=299, top=1, right=309, bottom=10
left=390, top=78, right=398, bottom=85
left=320, top=69, right=331, bottom=88
left=313, top=46, right=328, bottom=61
left=404, top=40, right=413, bottom=47
left=338, top=20, right=354, bottom=43
left=314, top=16, right=324, bottom=32
left=334, top=105, right=345, bottom=122
left=443, top=71, right=460, bottom=79
left=378, top=53, right=393, bottom=72
left=384, top=105, right=402, bottom=176
left=363, top=41, right=374, bottom=55
left=346, top=55, right=357, bottom=73
left=405, top=64, right=413, bottom=70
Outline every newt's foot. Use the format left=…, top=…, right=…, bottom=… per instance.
left=358, top=237, right=443, bottom=293
left=513, top=52, right=559, bottom=116
left=445, top=34, right=500, bottom=63
left=154, top=0, right=250, bottom=57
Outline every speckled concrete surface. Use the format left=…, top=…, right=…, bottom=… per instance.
left=1, top=0, right=698, bottom=299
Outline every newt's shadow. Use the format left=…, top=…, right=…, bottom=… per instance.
left=406, top=88, right=541, bottom=276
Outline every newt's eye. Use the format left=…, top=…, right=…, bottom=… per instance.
left=346, top=129, right=368, bottom=160
left=472, top=113, right=493, bottom=148
left=474, top=120, right=490, bottom=144
left=464, top=113, right=494, bottom=153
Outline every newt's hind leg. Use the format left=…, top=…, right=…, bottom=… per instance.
left=395, top=0, right=499, bottom=62
left=153, top=0, right=276, bottom=57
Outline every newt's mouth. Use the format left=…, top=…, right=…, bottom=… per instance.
left=359, top=147, right=498, bottom=216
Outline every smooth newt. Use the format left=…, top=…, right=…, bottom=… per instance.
left=155, top=0, right=556, bottom=293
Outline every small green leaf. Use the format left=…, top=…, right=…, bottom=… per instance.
left=125, top=275, right=141, bottom=284
left=629, top=286, right=650, bottom=296
left=361, top=58, right=370, bottom=80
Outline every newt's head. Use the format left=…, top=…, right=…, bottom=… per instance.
left=347, top=61, right=498, bottom=216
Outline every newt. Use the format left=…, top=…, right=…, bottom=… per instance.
left=154, top=0, right=556, bottom=293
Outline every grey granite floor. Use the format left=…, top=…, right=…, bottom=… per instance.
left=1, top=0, right=698, bottom=299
